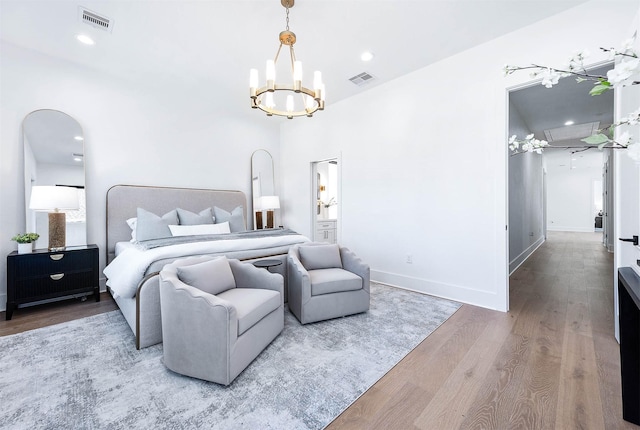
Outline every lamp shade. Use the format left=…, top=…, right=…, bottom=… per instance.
left=260, top=195, right=280, bottom=210
left=29, top=186, right=79, bottom=211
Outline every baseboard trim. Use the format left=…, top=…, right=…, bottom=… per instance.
left=509, top=236, right=545, bottom=275
left=371, top=270, right=501, bottom=311
left=0, top=293, right=5, bottom=312
left=547, top=226, right=597, bottom=233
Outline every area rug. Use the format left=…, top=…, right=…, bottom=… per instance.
left=0, top=283, right=460, bottom=430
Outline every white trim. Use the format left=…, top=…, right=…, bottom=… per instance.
left=546, top=226, right=598, bottom=233
left=371, top=270, right=502, bottom=311
left=509, top=236, right=545, bottom=275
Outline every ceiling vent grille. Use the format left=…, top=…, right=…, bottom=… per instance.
left=349, top=72, right=375, bottom=86
left=79, top=7, right=113, bottom=32
left=544, top=121, right=600, bottom=143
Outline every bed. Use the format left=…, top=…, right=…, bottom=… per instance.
left=104, top=184, right=309, bottom=349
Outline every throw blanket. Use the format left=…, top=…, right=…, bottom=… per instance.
left=137, top=228, right=300, bottom=250
left=104, top=229, right=308, bottom=299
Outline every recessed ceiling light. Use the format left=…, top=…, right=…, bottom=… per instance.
left=76, top=34, right=95, bottom=45
left=564, top=120, right=574, bottom=126
left=360, top=51, right=374, bottom=62
left=74, top=136, right=84, bottom=141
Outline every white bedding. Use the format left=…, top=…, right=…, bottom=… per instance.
left=104, top=234, right=308, bottom=299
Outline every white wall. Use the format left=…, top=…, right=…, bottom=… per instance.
left=545, top=150, right=603, bottom=232
left=0, top=42, right=281, bottom=309
left=508, top=102, right=545, bottom=273
left=279, top=1, right=639, bottom=311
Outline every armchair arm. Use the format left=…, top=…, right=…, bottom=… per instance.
left=340, top=247, right=370, bottom=293
left=228, top=259, right=284, bottom=305
left=287, top=247, right=312, bottom=306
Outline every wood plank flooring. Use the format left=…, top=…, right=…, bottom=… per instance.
left=327, top=231, right=638, bottom=429
left=0, top=292, right=117, bottom=336
left=0, top=232, right=637, bottom=429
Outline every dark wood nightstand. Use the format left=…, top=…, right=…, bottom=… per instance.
left=6, top=244, right=99, bottom=320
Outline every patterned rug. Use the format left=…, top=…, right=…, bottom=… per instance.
left=0, top=283, right=460, bottom=430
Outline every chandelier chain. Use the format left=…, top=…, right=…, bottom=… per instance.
left=285, top=6, right=290, bottom=31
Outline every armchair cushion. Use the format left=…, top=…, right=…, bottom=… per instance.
left=309, top=268, right=363, bottom=296
left=176, top=256, right=236, bottom=296
left=299, top=244, right=343, bottom=270
left=218, top=288, right=281, bottom=335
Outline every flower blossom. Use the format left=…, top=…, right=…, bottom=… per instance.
left=540, top=68, right=561, bottom=88
left=621, top=108, right=640, bottom=126
left=607, top=58, right=640, bottom=86
left=617, top=131, right=632, bottom=147
left=627, top=142, right=640, bottom=162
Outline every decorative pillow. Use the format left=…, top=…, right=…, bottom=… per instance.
left=213, top=206, right=246, bottom=233
left=176, top=256, right=236, bottom=295
left=135, top=208, right=178, bottom=242
left=126, top=217, right=137, bottom=242
left=168, top=222, right=230, bottom=236
left=177, top=207, right=214, bottom=225
left=298, top=244, right=343, bottom=270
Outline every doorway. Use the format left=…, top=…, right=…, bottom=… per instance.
left=311, top=159, right=339, bottom=243
left=507, top=63, right=614, bottom=310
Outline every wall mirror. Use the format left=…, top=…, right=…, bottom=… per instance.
left=23, top=109, right=86, bottom=249
left=251, top=149, right=275, bottom=229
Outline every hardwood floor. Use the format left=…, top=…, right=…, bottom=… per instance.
left=327, top=231, right=639, bottom=429
left=1, top=232, right=636, bottom=429
left=0, top=292, right=117, bottom=337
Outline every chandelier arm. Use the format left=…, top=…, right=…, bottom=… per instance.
left=274, top=43, right=284, bottom=64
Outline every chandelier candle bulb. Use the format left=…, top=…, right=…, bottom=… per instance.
left=313, top=71, right=322, bottom=90
left=266, top=60, right=276, bottom=90
left=293, top=61, right=303, bottom=91
left=250, top=69, right=258, bottom=90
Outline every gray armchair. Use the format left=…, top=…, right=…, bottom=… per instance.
left=287, top=243, right=370, bottom=324
left=159, top=255, right=284, bottom=385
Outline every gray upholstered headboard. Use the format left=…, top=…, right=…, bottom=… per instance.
left=106, top=185, right=247, bottom=263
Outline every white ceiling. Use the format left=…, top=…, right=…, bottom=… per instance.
left=509, top=64, right=614, bottom=145
left=0, top=0, right=591, bottom=117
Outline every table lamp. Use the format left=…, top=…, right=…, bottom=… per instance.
left=260, top=195, right=280, bottom=229
left=29, top=185, right=80, bottom=251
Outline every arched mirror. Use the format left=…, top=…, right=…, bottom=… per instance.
left=23, top=109, right=86, bottom=249
left=251, top=149, right=275, bottom=229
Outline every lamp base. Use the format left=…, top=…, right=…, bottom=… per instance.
left=49, top=212, right=66, bottom=250
left=256, top=211, right=264, bottom=230
left=267, top=210, right=275, bottom=229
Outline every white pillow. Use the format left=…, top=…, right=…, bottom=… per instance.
left=168, top=222, right=231, bottom=237
left=126, top=217, right=137, bottom=242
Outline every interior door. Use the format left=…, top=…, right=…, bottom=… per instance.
left=613, top=29, right=640, bottom=341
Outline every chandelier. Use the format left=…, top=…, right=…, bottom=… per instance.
left=249, top=0, right=325, bottom=119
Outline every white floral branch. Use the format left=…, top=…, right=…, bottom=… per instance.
left=504, top=38, right=640, bottom=160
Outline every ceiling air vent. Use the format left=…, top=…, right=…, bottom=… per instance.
left=544, top=121, right=600, bottom=143
left=349, top=72, right=375, bottom=86
left=79, top=7, right=113, bottom=32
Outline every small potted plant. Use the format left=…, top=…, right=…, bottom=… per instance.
left=11, top=233, right=40, bottom=254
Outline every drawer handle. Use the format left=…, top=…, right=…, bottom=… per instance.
left=50, top=273, right=65, bottom=281
left=50, top=254, right=64, bottom=261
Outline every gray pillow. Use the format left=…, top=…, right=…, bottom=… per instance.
left=176, top=256, right=236, bottom=295
left=135, top=208, right=178, bottom=242
left=177, top=207, right=214, bottom=225
left=298, top=244, right=343, bottom=270
left=213, top=206, right=246, bottom=233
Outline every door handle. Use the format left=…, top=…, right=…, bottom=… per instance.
left=619, top=235, right=639, bottom=246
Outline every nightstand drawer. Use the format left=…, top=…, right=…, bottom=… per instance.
left=14, top=271, right=95, bottom=301
left=12, top=250, right=93, bottom=277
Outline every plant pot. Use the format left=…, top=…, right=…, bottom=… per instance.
left=17, top=243, right=33, bottom=254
